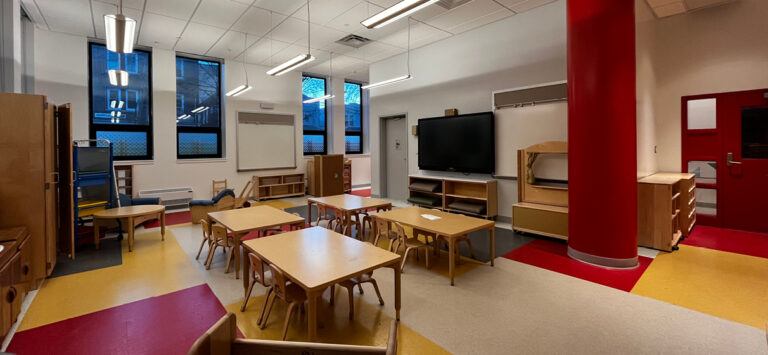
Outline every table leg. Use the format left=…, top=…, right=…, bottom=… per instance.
left=307, top=290, right=319, bottom=340
left=307, top=201, right=312, bottom=227
left=234, top=232, right=242, bottom=280
left=128, top=216, right=134, bottom=252
left=490, top=226, right=495, bottom=267
left=345, top=211, right=352, bottom=237
left=160, top=211, right=166, bottom=241
left=393, top=262, right=401, bottom=321
left=242, top=245, right=250, bottom=295
left=93, top=219, right=100, bottom=250
left=448, top=237, right=455, bottom=286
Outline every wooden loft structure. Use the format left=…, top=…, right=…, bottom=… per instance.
left=512, top=141, right=569, bottom=240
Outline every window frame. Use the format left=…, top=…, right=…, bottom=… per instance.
left=344, top=80, right=363, bottom=154
left=88, top=41, right=154, bottom=161
left=175, top=53, right=224, bottom=160
left=302, top=74, right=328, bottom=155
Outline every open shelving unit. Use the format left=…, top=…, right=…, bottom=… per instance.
left=252, top=173, right=305, bottom=201
left=637, top=173, right=696, bottom=251
left=408, top=175, right=498, bottom=219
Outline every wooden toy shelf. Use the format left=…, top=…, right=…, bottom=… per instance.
left=408, top=175, right=498, bottom=219
left=252, top=173, right=305, bottom=201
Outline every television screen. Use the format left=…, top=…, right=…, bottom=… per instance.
left=418, top=112, right=495, bottom=174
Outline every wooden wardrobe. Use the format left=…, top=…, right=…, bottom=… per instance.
left=0, top=93, right=71, bottom=289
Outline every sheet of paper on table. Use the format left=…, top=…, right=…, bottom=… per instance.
left=421, top=214, right=441, bottom=220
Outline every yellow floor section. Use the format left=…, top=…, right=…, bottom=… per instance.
left=226, top=293, right=450, bottom=355
left=20, top=230, right=204, bottom=331
left=631, top=245, right=768, bottom=329
left=250, top=199, right=296, bottom=210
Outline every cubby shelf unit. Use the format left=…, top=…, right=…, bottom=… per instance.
left=252, top=173, right=306, bottom=201
left=408, top=175, right=498, bottom=219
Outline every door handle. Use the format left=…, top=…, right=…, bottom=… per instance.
left=727, top=152, right=742, bottom=166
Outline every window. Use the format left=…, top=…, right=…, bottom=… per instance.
left=344, top=81, right=363, bottom=154
left=176, top=56, right=223, bottom=158
left=89, top=42, right=152, bottom=160
left=302, top=75, right=327, bottom=155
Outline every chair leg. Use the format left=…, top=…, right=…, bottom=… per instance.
left=346, top=286, right=354, bottom=320
left=401, top=247, right=414, bottom=272
left=464, top=237, right=476, bottom=259
left=282, top=302, right=297, bottom=340
left=260, top=292, right=277, bottom=329
left=225, top=245, right=234, bottom=273
left=241, top=279, right=255, bottom=311
left=425, top=247, right=430, bottom=269
left=369, top=279, right=384, bottom=305
left=195, top=238, right=207, bottom=260
left=329, top=284, right=336, bottom=306
left=357, top=283, right=364, bottom=294
left=205, top=244, right=218, bottom=269
left=257, top=287, right=273, bottom=326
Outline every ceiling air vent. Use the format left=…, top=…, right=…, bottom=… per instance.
left=335, top=34, right=372, bottom=48
left=436, top=0, right=473, bottom=10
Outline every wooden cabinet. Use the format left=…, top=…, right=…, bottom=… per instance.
left=252, top=174, right=306, bottom=201
left=0, top=227, right=32, bottom=342
left=307, top=155, right=344, bottom=197
left=638, top=173, right=696, bottom=251
left=0, top=93, right=67, bottom=287
left=408, top=175, right=498, bottom=219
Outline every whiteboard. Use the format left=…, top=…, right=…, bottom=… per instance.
left=236, top=112, right=296, bottom=171
left=493, top=102, right=568, bottom=177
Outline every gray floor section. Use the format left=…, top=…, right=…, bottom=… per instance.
left=50, top=236, right=122, bottom=278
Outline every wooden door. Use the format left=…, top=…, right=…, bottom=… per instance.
left=57, top=104, right=74, bottom=258
left=43, top=103, right=57, bottom=275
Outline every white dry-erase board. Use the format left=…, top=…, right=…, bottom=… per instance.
left=236, top=112, right=296, bottom=171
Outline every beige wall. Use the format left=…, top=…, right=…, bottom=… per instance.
left=637, top=0, right=768, bottom=172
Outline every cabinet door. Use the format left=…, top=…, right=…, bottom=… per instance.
left=44, top=104, right=58, bottom=275
left=7, top=253, right=22, bottom=323
left=57, top=104, right=74, bottom=257
left=17, top=236, right=32, bottom=291
left=0, top=258, right=12, bottom=339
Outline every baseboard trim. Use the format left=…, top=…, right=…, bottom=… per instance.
left=567, top=246, right=639, bottom=269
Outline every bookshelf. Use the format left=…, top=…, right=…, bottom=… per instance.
left=252, top=173, right=306, bottom=201
left=408, top=175, right=498, bottom=219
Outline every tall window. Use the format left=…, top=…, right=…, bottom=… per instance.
left=344, top=81, right=363, bottom=154
left=302, top=75, right=327, bottom=155
left=89, top=43, right=152, bottom=160
left=176, top=56, right=222, bottom=159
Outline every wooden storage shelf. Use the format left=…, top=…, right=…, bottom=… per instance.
left=408, top=175, right=498, bottom=219
left=343, top=160, right=352, bottom=193
left=637, top=173, right=696, bottom=251
left=252, top=173, right=305, bottom=201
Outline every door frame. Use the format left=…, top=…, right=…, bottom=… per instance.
left=379, top=113, right=408, bottom=200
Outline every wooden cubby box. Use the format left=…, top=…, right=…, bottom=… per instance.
left=637, top=173, right=696, bottom=251
left=408, top=175, right=498, bottom=219
left=253, top=173, right=306, bottom=201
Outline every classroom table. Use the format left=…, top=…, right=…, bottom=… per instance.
left=373, top=206, right=495, bottom=286
left=207, top=206, right=305, bottom=281
left=242, top=226, right=402, bottom=341
left=307, top=195, right=392, bottom=238
left=93, top=205, right=165, bottom=252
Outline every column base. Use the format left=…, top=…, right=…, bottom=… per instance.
left=567, top=246, right=638, bottom=269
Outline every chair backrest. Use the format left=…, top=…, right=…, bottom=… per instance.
left=247, top=253, right=268, bottom=287
left=268, top=263, right=288, bottom=299
left=212, top=179, right=227, bottom=197
left=373, top=216, right=391, bottom=237
left=200, top=219, right=211, bottom=240
left=187, top=312, right=237, bottom=355
left=412, top=227, right=435, bottom=240
left=211, top=225, right=228, bottom=241
left=393, top=222, right=408, bottom=243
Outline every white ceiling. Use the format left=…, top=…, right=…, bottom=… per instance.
left=645, top=0, right=735, bottom=18
left=21, top=0, right=557, bottom=81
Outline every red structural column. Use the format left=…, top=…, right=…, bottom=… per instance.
left=567, top=0, right=638, bottom=267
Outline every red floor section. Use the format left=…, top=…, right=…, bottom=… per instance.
left=349, top=188, right=371, bottom=197
left=144, top=210, right=192, bottom=228
left=9, top=284, right=230, bottom=355
left=681, top=225, right=768, bottom=259
left=503, top=239, right=652, bottom=292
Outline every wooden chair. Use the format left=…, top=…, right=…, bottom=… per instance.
left=372, top=216, right=398, bottom=251
left=393, top=222, right=430, bottom=272
left=313, top=205, right=334, bottom=228
left=361, top=206, right=391, bottom=242
left=187, top=312, right=398, bottom=355
left=196, top=219, right=214, bottom=261
left=412, top=228, right=439, bottom=255
left=212, top=179, right=227, bottom=197
left=329, top=271, right=384, bottom=320
left=240, top=253, right=272, bottom=327
left=430, top=209, right=475, bottom=262
left=206, top=224, right=235, bottom=273
left=261, top=213, right=304, bottom=237
left=260, top=263, right=307, bottom=340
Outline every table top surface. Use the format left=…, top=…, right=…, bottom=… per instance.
left=243, top=226, right=400, bottom=290
left=207, top=205, right=305, bottom=233
left=638, top=172, right=696, bottom=185
left=374, top=206, right=495, bottom=237
left=308, top=194, right=392, bottom=211
left=93, top=205, right=165, bottom=218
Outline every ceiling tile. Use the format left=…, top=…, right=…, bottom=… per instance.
left=36, top=0, right=94, bottom=37
left=447, top=8, right=511, bottom=34
left=92, top=1, right=144, bottom=39
left=324, top=1, right=370, bottom=33
left=237, top=37, right=292, bottom=65
left=252, top=0, right=306, bottom=16
left=191, top=0, right=249, bottom=29
left=137, top=12, right=187, bottom=49
left=345, top=41, right=400, bottom=62
left=146, top=0, right=198, bottom=20
left=320, top=42, right=359, bottom=56
left=206, top=30, right=262, bottom=59
left=425, top=0, right=503, bottom=30
left=377, top=21, right=451, bottom=49
left=232, top=6, right=283, bottom=36
left=505, top=0, right=557, bottom=13
left=270, top=17, right=309, bottom=44
left=292, top=0, right=361, bottom=25
left=93, top=0, right=146, bottom=10
left=175, top=22, right=227, bottom=55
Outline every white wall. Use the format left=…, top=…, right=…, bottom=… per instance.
left=368, top=1, right=567, bottom=218
left=33, top=28, right=371, bottom=200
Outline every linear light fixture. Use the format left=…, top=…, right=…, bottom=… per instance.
left=268, top=0, right=315, bottom=76
left=104, top=0, right=136, bottom=53
left=226, top=84, right=253, bottom=97
left=361, top=0, right=438, bottom=29
left=303, top=51, right=335, bottom=104
left=177, top=114, right=190, bottom=120
left=363, top=18, right=413, bottom=90
left=108, top=69, right=129, bottom=86
left=226, top=32, right=254, bottom=97
left=197, top=106, right=210, bottom=113
left=110, top=100, right=125, bottom=109
left=191, top=106, right=208, bottom=113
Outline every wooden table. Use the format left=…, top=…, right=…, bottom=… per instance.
left=93, top=205, right=165, bottom=252
left=374, top=206, right=495, bottom=286
left=242, top=226, right=401, bottom=341
left=307, top=195, right=392, bottom=237
left=207, top=205, right=305, bottom=281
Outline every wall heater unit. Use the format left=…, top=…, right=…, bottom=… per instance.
left=138, top=187, right=193, bottom=207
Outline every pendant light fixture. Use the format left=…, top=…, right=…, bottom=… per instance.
left=303, top=51, right=336, bottom=104
left=104, top=0, right=136, bottom=53
left=226, top=32, right=253, bottom=97
left=108, top=69, right=129, bottom=86
left=363, top=18, right=413, bottom=90
left=361, top=0, right=437, bottom=29
left=267, top=0, right=315, bottom=76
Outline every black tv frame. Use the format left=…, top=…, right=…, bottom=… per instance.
left=417, top=111, right=495, bottom=174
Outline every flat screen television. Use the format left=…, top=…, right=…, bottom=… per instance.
left=418, top=112, right=495, bottom=174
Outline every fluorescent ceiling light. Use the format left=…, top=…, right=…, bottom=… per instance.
left=191, top=106, right=207, bottom=113
left=362, top=74, right=411, bottom=90
left=118, top=101, right=124, bottom=108
left=197, top=106, right=210, bottom=113
left=109, top=100, right=125, bottom=108
left=361, top=0, right=438, bottom=29
left=303, top=94, right=335, bottom=104
left=108, top=69, right=129, bottom=86
left=266, top=54, right=315, bottom=76
left=104, top=14, right=136, bottom=53
left=226, top=84, right=253, bottom=97
left=177, top=114, right=190, bottom=120
left=111, top=111, right=116, bottom=117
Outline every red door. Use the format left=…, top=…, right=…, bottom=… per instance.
left=682, top=88, right=768, bottom=233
